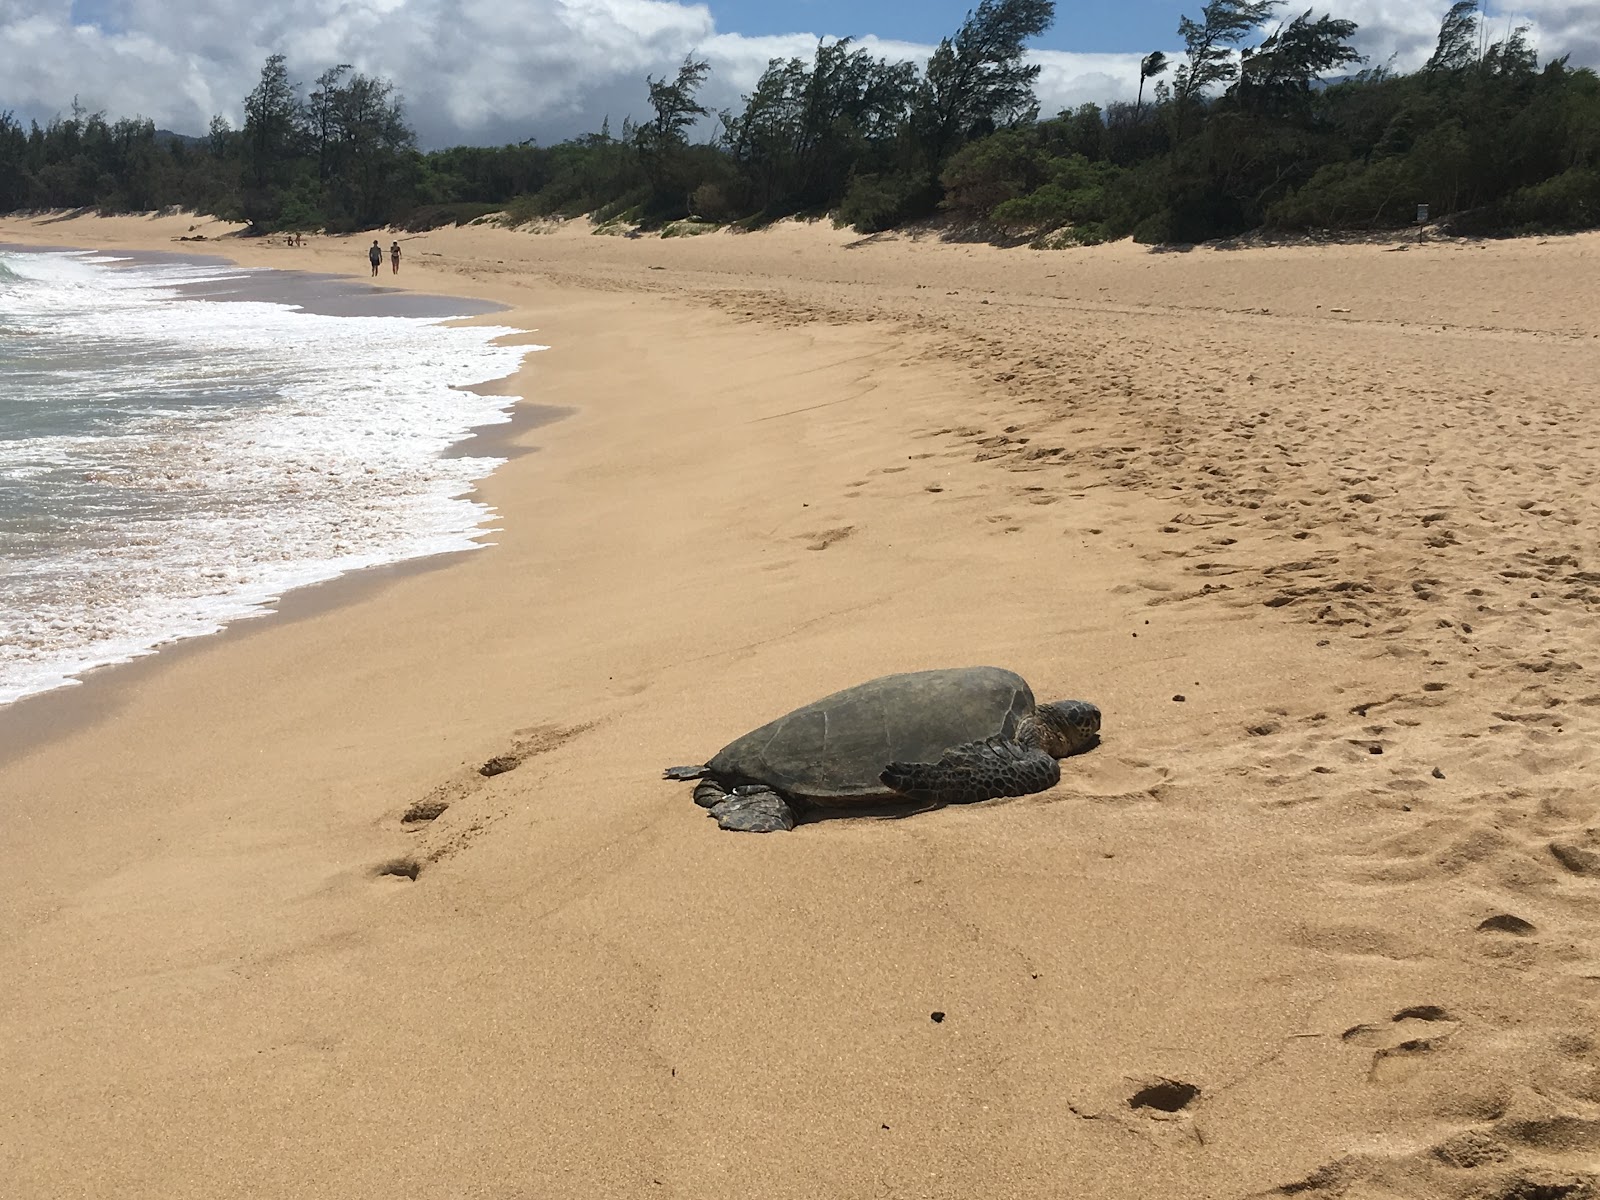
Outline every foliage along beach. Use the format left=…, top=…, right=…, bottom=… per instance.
left=6, top=2, right=1600, bottom=1198
left=2, top=0, right=1597, bottom=245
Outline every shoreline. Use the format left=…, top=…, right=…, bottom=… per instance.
left=0, top=237, right=558, bottom=731
left=0, top=398, right=571, bottom=764
left=4, top=210, right=1600, bottom=1199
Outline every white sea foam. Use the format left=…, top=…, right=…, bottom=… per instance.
left=0, top=250, right=545, bottom=706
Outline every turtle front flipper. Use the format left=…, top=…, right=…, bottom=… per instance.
left=663, top=764, right=713, bottom=781
left=706, top=785, right=797, bottom=833
left=880, top=737, right=1061, bottom=806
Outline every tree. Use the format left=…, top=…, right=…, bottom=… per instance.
left=306, top=64, right=353, bottom=184
left=918, top=0, right=1057, bottom=165
left=1173, top=0, right=1280, bottom=109
left=1483, top=25, right=1537, bottom=78
left=239, top=54, right=303, bottom=226
left=242, top=54, right=300, bottom=192
left=1138, top=52, right=1170, bottom=112
left=326, top=72, right=416, bottom=226
left=0, top=111, right=28, bottom=210
left=1235, top=9, right=1363, bottom=115
left=1425, top=1, right=1480, bottom=73
left=636, top=56, right=711, bottom=211
left=207, top=114, right=234, bottom=159
left=639, top=58, right=710, bottom=153
left=724, top=39, right=916, bottom=214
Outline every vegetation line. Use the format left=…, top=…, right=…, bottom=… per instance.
left=2, top=0, right=1595, bottom=244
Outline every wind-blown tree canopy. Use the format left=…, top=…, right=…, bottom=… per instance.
left=1426, top=0, right=1482, bottom=73
left=1235, top=9, right=1364, bottom=114
left=1138, top=52, right=1171, bottom=111
left=1173, top=0, right=1280, bottom=110
left=635, top=56, right=712, bottom=215
left=723, top=39, right=917, bottom=215
left=918, top=0, right=1057, bottom=164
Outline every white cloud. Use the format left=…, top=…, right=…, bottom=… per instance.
left=1, top=1, right=1596, bottom=149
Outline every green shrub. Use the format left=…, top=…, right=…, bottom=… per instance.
left=1498, top=165, right=1600, bottom=230
left=1266, top=157, right=1415, bottom=229
left=835, top=171, right=935, bottom=233
left=1131, top=210, right=1175, bottom=244
left=661, top=219, right=719, bottom=237
left=690, top=181, right=743, bottom=222
left=940, top=131, right=1038, bottom=219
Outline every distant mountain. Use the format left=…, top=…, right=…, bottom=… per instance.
left=154, top=128, right=204, bottom=148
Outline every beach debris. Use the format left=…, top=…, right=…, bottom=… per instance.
left=1172, top=694, right=1186, bottom=702
left=663, top=666, right=1101, bottom=832
left=1432, top=767, right=1446, bottom=779
left=930, top=1011, right=946, bottom=1023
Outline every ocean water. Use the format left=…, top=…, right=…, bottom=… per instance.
left=0, top=248, right=543, bottom=707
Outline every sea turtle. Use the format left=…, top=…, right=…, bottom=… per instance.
left=663, top=666, right=1100, bottom=832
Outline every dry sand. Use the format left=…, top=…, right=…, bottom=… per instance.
left=3, top=211, right=1600, bottom=1199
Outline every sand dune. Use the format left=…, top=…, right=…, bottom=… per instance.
left=2, top=211, right=1599, bottom=1199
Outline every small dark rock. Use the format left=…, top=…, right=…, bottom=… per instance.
left=930, top=1011, right=946, bottom=1024
left=1369, top=745, right=1384, bottom=754
left=1172, top=694, right=1187, bottom=703
left=1432, top=767, right=1445, bottom=779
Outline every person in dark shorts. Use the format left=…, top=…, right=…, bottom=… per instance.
left=368, top=240, right=382, bottom=276
left=390, top=241, right=401, bottom=274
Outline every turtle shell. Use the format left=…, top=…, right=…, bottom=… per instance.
left=705, top=666, right=1036, bottom=805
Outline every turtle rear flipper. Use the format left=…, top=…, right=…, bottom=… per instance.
left=663, top=764, right=712, bottom=781
left=880, top=737, right=1061, bottom=806
left=708, top=786, right=796, bottom=833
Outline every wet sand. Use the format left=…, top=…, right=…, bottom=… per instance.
left=2, top=211, right=1599, bottom=1200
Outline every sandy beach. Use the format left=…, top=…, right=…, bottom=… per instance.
left=3, top=211, right=1600, bottom=1199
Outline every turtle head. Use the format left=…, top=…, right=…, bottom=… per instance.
left=1030, top=700, right=1101, bottom=757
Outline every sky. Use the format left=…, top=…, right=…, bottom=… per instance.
left=2, top=0, right=1597, bottom=150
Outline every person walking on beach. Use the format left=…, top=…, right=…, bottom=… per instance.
left=390, top=241, right=402, bottom=275
left=368, top=239, right=382, bottom=276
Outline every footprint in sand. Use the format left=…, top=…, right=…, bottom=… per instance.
left=803, top=526, right=856, bottom=551
left=1126, top=1078, right=1201, bottom=1117
left=371, top=856, right=422, bottom=883
left=391, top=722, right=596, bottom=866
left=400, top=798, right=450, bottom=829
left=1342, top=1006, right=1461, bottom=1083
